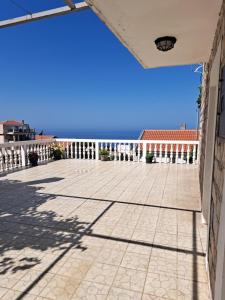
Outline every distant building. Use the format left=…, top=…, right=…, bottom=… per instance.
left=139, top=129, right=199, bottom=141
left=0, top=120, right=35, bottom=143
left=139, top=129, right=199, bottom=163
left=35, top=135, right=56, bottom=141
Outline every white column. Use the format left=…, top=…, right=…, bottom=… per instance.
left=119, top=143, right=121, bottom=161
left=75, top=142, right=77, bottom=159
left=159, top=144, right=162, bottom=163
left=132, top=143, right=136, bottom=162
left=187, top=144, right=190, bottom=165
left=137, top=143, right=141, bottom=162
left=128, top=143, right=131, bottom=161
left=176, top=144, right=179, bottom=164
left=193, top=144, right=197, bottom=164
left=87, top=143, right=90, bottom=160
left=181, top=144, right=184, bottom=164
left=154, top=144, right=157, bottom=162
left=142, top=142, right=147, bottom=163
left=91, top=142, right=94, bottom=159
left=95, top=142, right=99, bottom=160
left=78, top=142, right=81, bottom=159
left=109, top=143, right=112, bottom=158
left=114, top=143, right=117, bottom=161
left=170, top=144, right=173, bottom=164
left=165, top=144, right=168, bottom=163
left=21, top=145, right=26, bottom=167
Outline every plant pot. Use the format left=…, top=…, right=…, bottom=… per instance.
left=53, top=155, right=62, bottom=160
left=29, top=159, right=38, bottom=167
left=101, top=155, right=108, bottom=161
left=146, top=157, right=153, bottom=164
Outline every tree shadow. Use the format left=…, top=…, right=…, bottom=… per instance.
left=0, top=177, right=91, bottom=276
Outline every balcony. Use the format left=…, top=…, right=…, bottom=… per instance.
left=0, top=139, right=209, bottom=299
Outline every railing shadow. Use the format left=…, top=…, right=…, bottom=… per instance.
left=0, top=177, right=90, bottom=276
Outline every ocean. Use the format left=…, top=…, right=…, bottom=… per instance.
left=44, top=129, right=142, bottom=140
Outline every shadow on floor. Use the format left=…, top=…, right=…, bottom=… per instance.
left=0, top=177, right=90, bottom=275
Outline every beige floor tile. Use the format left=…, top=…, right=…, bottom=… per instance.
left=144, top=272, right=177, bottom=299
left=121, top=252, right=150, bottom=271
left=0, top=161, right=209, bottom=299
left=97, top=248, right=125, bottom=266
left=84, top=262, right=118, bottom=285
left=72, top=281, right=110, bottom=299
left=40, top=274, right=80, bottom=299
left=107, top=287, right=142, bottom=300
left=113, top=267, right=146, bottom=292
left=177, top=278, right=211, bottom=299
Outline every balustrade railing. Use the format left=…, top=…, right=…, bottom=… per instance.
left=0, top=140, right=54, bottom=173
left=0, top=138, right=199, bottom=174
left=56, top=139, right=199, bottom=165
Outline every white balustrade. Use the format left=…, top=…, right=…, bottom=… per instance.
left=0, top=138, right=199, bottom=174
left=0, top=140, right=55, bottom=173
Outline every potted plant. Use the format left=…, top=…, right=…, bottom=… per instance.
left=28, top=152, right=39, bottom=167
left=99, top=149, right=109, bottom=161
left=50, top=144, right=65, bottom=160
left=146, top=152, right=154, bottom=164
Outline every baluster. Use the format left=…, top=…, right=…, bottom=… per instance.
left=91, top=142, right=94, bottom=159
left=159, top=144, right=162, bottom=163
left=142, top=142, right=146, bottom=163
left=75, top=142, right=78, bottom=159
left=132, top=143, right=135, bottom=162
left=118, top=143, right=121, bottom=161
left=181, top=144, right=184, bottom=163
left=113, top=143, right=116, bottom=161
left=11, top=147, right=15, bottom=169
left=128, top=143, right=131, bottom=161
left=14, top=147, right=18, bottom=168
left=82, top=142, right=86, bottom=159
left=18, top=146, right=22, bottom=167
left=187, top=144, right=190, bottom=164
left=165, top=144, right=168, bottom=163
left=70, top=142, right=74, bottom=159
left=78, top=142, right=81, bottom=159
left=122, top=143, right=125, bottom=161
left=137, top=143, right=141, bottom=162
left=87, top=142, right=90, bottom=160
left=176, top=144, right=179, bottom=164
left=39, top=145, right=42, bottom=161
left=193, top=144, right=197, bottom=164
left=46, top=144, right=50, bottom=160
left=109, top=143, right=112, bottom=158
left=170, top=144, right=173, bottom=163
left=5, top=148, right=10, bottom=170
left=154, top=144, right=157, bottom=162
left=9, top=148, right=13, bottom=169
left=0, top=149, right=3, bottom=172
left=66, top=142, right=69, bottom=158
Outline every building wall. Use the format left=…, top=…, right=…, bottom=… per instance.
left=200, top=2, right=225, bottom=298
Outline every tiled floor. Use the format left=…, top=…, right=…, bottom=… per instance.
left=0, top=160, right=209, bottom=299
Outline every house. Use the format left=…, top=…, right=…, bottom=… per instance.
left=0, top=120, right=35, bottom=143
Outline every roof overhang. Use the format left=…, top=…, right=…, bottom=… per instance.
left=87, top=0, right=222, bottom=68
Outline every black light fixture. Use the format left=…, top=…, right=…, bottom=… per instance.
left=154, top=36, right=177, bottom=52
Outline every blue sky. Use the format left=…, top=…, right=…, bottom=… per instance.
left=0, top=1, right=201, bottom=135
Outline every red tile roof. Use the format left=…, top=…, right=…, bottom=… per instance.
left=0, top=120, right=23, bottom=126
left=140, top=129, right=199, bottom=141
left=35, top=135, right=56, bottom=140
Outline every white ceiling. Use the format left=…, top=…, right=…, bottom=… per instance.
left=87, top=0, right=222, bottom=68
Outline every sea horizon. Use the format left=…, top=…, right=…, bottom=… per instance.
left=42, top=129, right=142, bottom=140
